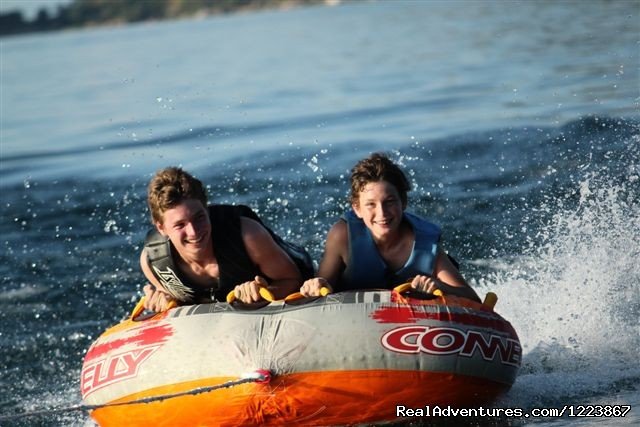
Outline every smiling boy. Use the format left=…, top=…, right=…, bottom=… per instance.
left=299, top=153, right=479, bottom=302
left=140, top=167, right=311, bottom=312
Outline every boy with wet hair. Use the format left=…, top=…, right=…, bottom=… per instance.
left=141, top=167, right=312, bottom=311
left=300, top=153, right=479, bottom=302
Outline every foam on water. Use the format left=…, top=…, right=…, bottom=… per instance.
left=474, top=133, right=640, bottom=408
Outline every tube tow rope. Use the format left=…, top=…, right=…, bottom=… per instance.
left=0, top=370, right=272, bottom=422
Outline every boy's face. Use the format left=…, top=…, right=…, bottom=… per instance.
left=156, top=198, right=211, bottom=257
left=352, top=180, right=404, bottom=241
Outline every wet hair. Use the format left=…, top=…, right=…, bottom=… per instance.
left=349, top=153, right=411, bottom=207
left=147, top=167, right=208, bottom=224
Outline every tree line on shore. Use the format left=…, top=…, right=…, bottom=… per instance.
left=1, top=0, right=324, bottom=37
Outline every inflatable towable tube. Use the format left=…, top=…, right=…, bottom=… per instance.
left=81, top=289, right=521, bottom=426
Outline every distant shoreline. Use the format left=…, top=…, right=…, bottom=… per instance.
left=0, top=0, right=337, bottom=38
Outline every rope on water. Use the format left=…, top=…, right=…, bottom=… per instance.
left=0, top=369, right=272, bottom=422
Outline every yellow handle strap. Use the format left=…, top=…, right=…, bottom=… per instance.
left=393, top=283, right=443, bottom=297
left=226, top=286, right=275, bottom=304
left=482, top=292, right=498, bottom=310
left=130, top=297, right=177, bottom=319
left=284, top=286, right=332, bottom=302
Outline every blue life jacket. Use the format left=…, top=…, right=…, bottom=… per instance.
left=340, top=210, right=441, bottom=290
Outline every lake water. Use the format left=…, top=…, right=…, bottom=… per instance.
left=1, top=1, right=639, bottom=425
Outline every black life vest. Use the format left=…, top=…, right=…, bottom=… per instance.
left=144, top=204, right=314, bottom=302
